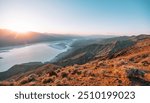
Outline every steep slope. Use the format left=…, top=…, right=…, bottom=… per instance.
left=53, top=37, right=136, bottom=66
left=0, top=62, right=43, bottom=81
left=0, top=35, right=150, bottom=86
left=0, top=64, right=61, bottom=86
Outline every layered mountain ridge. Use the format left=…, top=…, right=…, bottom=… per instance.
left=0, top=34, right=150, bottom=86
left=0, top=29, right=81, bottom=47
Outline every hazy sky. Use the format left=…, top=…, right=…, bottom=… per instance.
left=0, top=0, right=150, bottom=35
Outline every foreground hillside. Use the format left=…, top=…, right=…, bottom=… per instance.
left=0, top=35, right=150, bottom=86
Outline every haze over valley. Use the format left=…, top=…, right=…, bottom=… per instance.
left=0, top=0, right=150, bottom=86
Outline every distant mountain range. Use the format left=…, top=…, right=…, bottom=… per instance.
left=0, top=34, right=150, bottom=86
left=0, top=29, right=81, bottom=47
left=0, top=29, right=116, bottom=48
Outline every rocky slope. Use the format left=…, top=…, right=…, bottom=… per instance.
left=0, top=62, right=43, bottom=81
left=0, top=35, right=150, bottom=86
left=53, top=35, right=148, bottom=66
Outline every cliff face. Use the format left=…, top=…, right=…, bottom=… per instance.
left=0, top=35, right=150, bottom=86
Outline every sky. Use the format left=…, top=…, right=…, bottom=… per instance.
left=0, top=0, right=150, bottom=35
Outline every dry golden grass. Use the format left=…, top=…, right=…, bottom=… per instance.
left=0, top=38, right=150, bottom=86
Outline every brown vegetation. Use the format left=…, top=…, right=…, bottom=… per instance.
left=0, top=35, right=150, bottom=86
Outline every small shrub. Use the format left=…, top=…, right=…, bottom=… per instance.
left=82, top=70, right=87, bottom=77
left=19, top=77, right=29, bottom=85
left=28, top=74, right=37, bottom=81
left=61, top=72, right=68, bottom=78
left=71, top=69, right=78, bottom=75
left=126, top=68, right=145, bottom=78
left=77, top=71, right=82, bottom=75
left=74, top=64, right=79, bottom=69
left=42, top=77, right=53, bottom=84
left=91, top=73, right=96, bottom=77
left=51, top=76, right=56, bottom=80
left=118, top=80, right=122, bottom=84
left=142, top=61, right=149, bottom=66
left=47, top=71, right=57, bottom=77
left=56, top=69, right=60, bottom=73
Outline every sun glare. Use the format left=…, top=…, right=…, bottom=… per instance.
left=5, top=24, right=30, bottom=33
left=1, top=13, right=35, bottom=34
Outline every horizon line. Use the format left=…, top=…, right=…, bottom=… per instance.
left=0, top=27, right=149, bottom=36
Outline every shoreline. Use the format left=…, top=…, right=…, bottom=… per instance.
left=0, top=39, right=73, bottom=53
left=0, top=39, right=74, bottom=72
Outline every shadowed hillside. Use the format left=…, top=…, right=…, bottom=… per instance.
left=0, top=34, right=150, bottom=86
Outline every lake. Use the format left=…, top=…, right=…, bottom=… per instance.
left=0, top=40, right=73, bottom=72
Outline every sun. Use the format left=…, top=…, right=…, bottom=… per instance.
left=1, top=14, right=35, bottom=33
left=5, top=24, right=30, bottom=33
left=1, top=10, right=44, bottom=34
